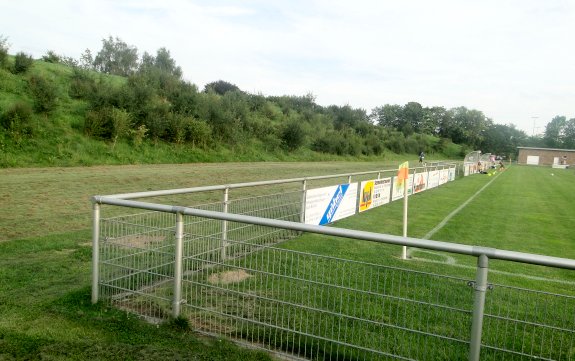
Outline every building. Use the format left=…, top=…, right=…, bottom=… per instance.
left=517, top=147, right=575, bottom=167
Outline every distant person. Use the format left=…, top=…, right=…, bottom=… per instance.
left=499, top=161, right=505, bottom=170
left=419, top=151, right=424, bottom=164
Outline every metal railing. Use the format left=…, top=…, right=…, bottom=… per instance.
left=91, top=165, right=575, bottom=361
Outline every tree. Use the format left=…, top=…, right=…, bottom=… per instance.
left=0, top=35, right=9, bottom=68
left=93, top=36, right=138, bottom=76
left=203, top=80, right=241, bottom=95
left=79, top=49, right=94, bottom=70
left=402, top=102, right=424, bottom=134
left=480, top=124, right=527, bottom=158
left=370, top=104, right=402, bottom=129
left=561, top=118, right=575, bottom=149
left=543, top=116, right=566, bottom=148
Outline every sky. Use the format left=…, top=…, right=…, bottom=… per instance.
left=1, top=0, right=574, bottom=135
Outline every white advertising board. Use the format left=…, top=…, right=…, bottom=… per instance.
left=391, top=174, right=414, bottom=201
left=413, top=172, right=428, bottom=194
left=448, top=167, right=456, bottom=181
left=439, top=169, right=449, bottom=185
left=358, top=177, right=392, bottom=213
left=304, top=183, right=358, bottom=225
left=427, top=170, right=440, bottom=189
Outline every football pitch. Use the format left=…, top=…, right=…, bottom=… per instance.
left=289, top=164, right=575, bottom=292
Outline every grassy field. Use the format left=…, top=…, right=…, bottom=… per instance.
left=1, top=162, right=574, bottom=360
left=0, top=161, right=399, bottom=361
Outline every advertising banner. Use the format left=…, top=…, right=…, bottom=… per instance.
left=413, top=172, right=428, bottom=194
left=427, top=170, right=440, bottom=189
left=359, top=177, right=392, bottom=212
left=439, top=169, right=449, bottom=185
left=391, top=174, right=414, bottom=201
left=304, top=183, right=358, bottom=225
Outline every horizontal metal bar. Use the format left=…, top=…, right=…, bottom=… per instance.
left=97, top=164, right=457, bottom=200
left=94, top=197, right=575, bottom=270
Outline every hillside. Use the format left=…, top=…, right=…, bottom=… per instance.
left=0, top=55, right=464, bottom=168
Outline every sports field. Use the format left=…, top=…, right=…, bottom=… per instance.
left=1, top=162, right=574, bottom=360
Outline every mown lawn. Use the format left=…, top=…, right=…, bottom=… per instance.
left=1, top=162, right=574, bottom=360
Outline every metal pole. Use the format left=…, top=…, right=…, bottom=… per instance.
left=91, top=202, right=101, bottom=304
left=221, top=187, right=229, bottom=260
left=469, top=254, right=489, bottom=361
left=300, top=179, right=307, bottom=224
left=348, top=175, right=352, bottom=184
left=173, top=212, right=184, bottom=318
left=401, top=172, right=409, bottom=260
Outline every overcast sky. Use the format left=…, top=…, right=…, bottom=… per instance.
left=2, top=0, right=574, bottom=134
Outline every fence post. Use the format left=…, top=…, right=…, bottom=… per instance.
left=91, top=201, right=100, bottom=304
left=300, top=179, right=307, bottom=224
left=469, top=254, right=489, bottom=361
left=173, top=212, right=184, bottom=318
left=221, top=187, right=229, bottom=260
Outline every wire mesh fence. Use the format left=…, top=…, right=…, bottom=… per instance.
left=93, top=166, right=574, bottom=360
left=97, top=210, right=575, bottom=360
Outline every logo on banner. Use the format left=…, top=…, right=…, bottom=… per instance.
left=359, top=181, right=374, bottom=212
left=320, top=184, right=349, bottom=225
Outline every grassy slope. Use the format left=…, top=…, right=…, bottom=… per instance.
left=0, top=60, right=445, bottom=168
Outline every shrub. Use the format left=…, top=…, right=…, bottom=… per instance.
left=42, top=50, right=61, bottom=63
left=0, top=102, right=34, bottom=136
left=84, top=107, right=131, bottom=141
left=13, top=52, right=33, bottom=73
left=29, top=74, right=58, bottom=113
left=69, top=69, right=97, bottom=99
left=281, top=121, right=306, bottom=151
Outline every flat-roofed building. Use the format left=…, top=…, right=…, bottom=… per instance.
left=517, top=146, right=575, bottom=167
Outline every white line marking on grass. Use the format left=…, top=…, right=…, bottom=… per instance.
left=409, top=173, right=500, bottom=266
left=411, top=257, right=575, bottom=286
left=411, top=172, right=575, bottom=287
left=423, top=173, right=500, bottom=240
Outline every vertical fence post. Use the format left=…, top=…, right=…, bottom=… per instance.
left=221, top=187, right=229, bottom=260
left=348, top=175, right=352, bottom=184
left=91, top=201, right=100, bottom=304
left=469, top=254, right=489, bottom=361
left=173, top=212, right=184, bottom=318
left=300, top=179, right=307, bottom=224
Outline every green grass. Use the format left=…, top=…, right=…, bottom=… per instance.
left=1, top=163, right=574, bottom=360
left=0, top=161, right=403, bottom=360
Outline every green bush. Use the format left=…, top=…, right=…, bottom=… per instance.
left=41, top=50, right=61, bottom=63
left=0, top=101, right=34, bottom=136
left=13, top=52, right=33, bottom=74
left=69, top=69, right=97, bottom=99
left=281, top=120, right=306, bottom=151
left=84, top=107, right=131, bottom=141
left=0, top=35, right=9, bottom=68
left=29, top=74, right=58, bottom=113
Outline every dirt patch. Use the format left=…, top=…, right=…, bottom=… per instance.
left=208, top=269, right=251, bottom=285
left=112, top=235, right=167, bottom=248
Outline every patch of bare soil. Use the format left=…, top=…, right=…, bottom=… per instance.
left=208, top=269, right=251, bottom=285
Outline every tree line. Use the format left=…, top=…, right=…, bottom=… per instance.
left=1, top=35, right=572, bottom=159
